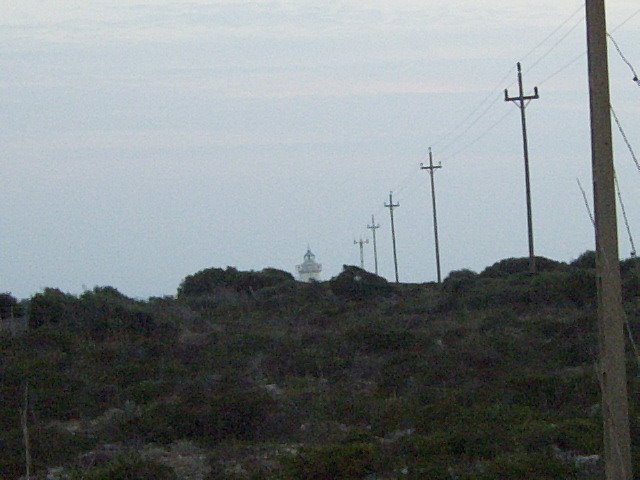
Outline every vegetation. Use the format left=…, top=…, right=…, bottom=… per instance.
left=1, top=254, right=639, bottom=478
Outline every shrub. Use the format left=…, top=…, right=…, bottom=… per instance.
left=529, top=269, right=595, bottom=307
left=329, top=266, right=395, bottom=300
left=282, top=443, right=383, bottom=479
left=70, top=453, right=177, bottom=480
left=443, top=269, right=478, bottom=294
left=465, top=452, right=579, bottom=479
left=178, top=266, right=294, bottom=298
left=0, top=293, right=19, bottom=318
left=29, top=288, right=80, bottom=329
left=480, top=257, right=566, bottom=278
left=570, top=250, right=596, bottom=270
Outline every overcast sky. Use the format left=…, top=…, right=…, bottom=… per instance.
left=2, top=1, right=640, bottom=299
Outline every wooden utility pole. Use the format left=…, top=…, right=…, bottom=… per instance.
left=505, top=62, right=539, bottom=274
left=586, top=1, right=632, bottom=478
left=420, top=147, right=443, bottom=283
left=354, top=238, right=369, bottom=270
left=385, top=192, right=400, bottom=283
left=367, top=215, right=381, bottom=275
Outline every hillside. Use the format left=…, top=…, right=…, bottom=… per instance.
left=1, top=253, right=640, bottom=479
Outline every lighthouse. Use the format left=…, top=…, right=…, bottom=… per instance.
left=296, top=248, right=322, bottom=282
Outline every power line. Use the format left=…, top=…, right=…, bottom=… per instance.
left=611, top=106, right=640, bottom=174
left=525, top=13, right=586, bottom=75
left=437, top=92, right=506, bottom=157
left=441, top=108, right=515, bottom=162
left=614, top=173, right=636, bottom=257
left=434, top=73, right=514, bottom=156
left=533, top=9, right=640, bottom=87
left=576, top=178, right=595, bottom=226
left=433, top=2, right=587, bottom=156
left=610, top=7, right=640, bottom=33
left=370, top=2, right=640, bottom=242
left=538, top=51, right=586, bottom=87
left=522, top=2, right=585, bottom=63
left=607, top=33, right=640, bottom=86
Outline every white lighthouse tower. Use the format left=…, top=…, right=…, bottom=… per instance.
left=296, top=248, right=322, bottom=282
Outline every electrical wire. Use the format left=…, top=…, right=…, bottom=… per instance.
left=607, top=33, right=640, bottom=86
left=432, top=68, right=515, bottom=154
left=431, top=3, right=588, bottom=164
left=524, top=13, right=585, bottom=75
left=537, top=51, right=586, bottom=87
left=520, top=2, right=585, bottom=64
left=441, top=108, right=516, bottom=163
left=576, top=178, right=595, bottom=226
left=611, top=106, right=640, bottom=174
left=614, top=172, right=636, bottom=257
left=369, top=3, right=640, bottom=233
left=610, top=7, right=640, bottom=33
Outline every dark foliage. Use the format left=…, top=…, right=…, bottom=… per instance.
left=5, top=254, right=637, bottom=478
left=480, top=256, right=567, bottom=278
left=0, top=292, right=19, bottom=319
left=177, top=266, right=294, bottom=298
left=570, top=250, right=596, bottom=270
left=329, top=265, right=395, bottom=300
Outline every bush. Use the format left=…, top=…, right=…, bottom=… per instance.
left=70, top=453, right=177, bottom=480
left=529, top=269, right=595, bottom=307
left=570, top=250, right=596, bottom=270
left=480, top=257, right=566, bottom=278
left=282, top=443, right=383, bottom=479
left=329, top=266, right=395, bottom=300
left=178, top=266, right=294, bottom=298
left=29, top=288, right=80, bottom=329
left=122, top=387, right=277, bottom=444
left=465, top=452, right=579, bottom=479
left=0, top=293, right=19, bottom=318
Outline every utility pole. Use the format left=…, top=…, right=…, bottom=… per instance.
left=505, top=62, right=539, bottom=274
left=384, top=191, right=400, bottom=283
left=367, top=215, right=381, bottom=275
left=354, top=238, right=369, bottom=270
left=586, top=1, right=632, bottom=478
left=420, top=147, right=443, bottom=283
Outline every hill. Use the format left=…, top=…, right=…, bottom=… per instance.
left=1, top=254, right=640, bottom=479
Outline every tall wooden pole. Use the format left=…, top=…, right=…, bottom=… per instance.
left=586, top=1, right=632, bottom=478
left=385, top=192, right=400, bottom=283
left=354, top=238, right=369, bottom=270
left=367, top=215, right=381, bottom=275
left=505, top=63, right=539, bottom=273
left=420, top=148, right=443, bottom=283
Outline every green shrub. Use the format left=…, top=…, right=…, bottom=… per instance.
left=70, top=452, right=176, bottom=480
left=439, top=269, right=479, bottom=310
left=570, top=250, right=596, bottom=270
left=329, top=266, right=395, bottom=300
left=529, top=270, right=595, bottom=307
left=464, top=452, right=579, bottom=479
left=480, top=257, right=567, bottom=278
left=282, top=443, right=383, bottom=479
left=344, top=320, right=415, bottom=354
left=178, top=266, right=294, bottom=298
left=0, top=292, right=20, bottom=318
left=29, top=288, right=80, bottom=329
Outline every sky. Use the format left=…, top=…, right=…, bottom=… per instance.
left=1, top=1, right=640, bottom=299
